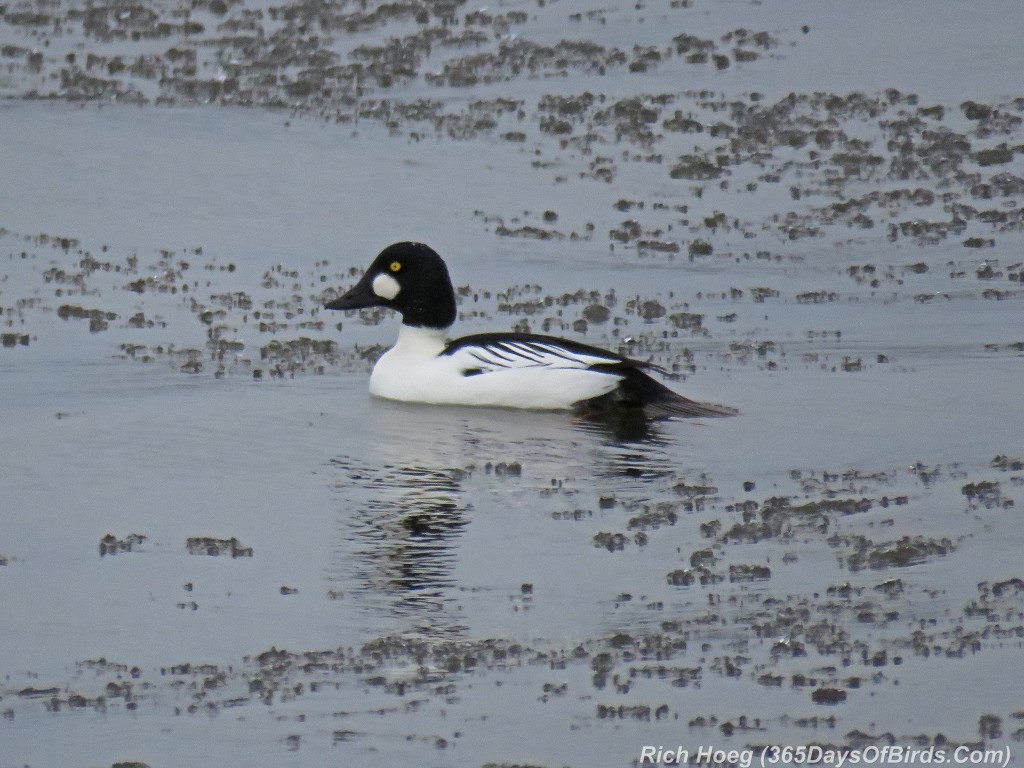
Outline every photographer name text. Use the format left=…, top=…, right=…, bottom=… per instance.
left=639, top=744, right=1011, bottom=768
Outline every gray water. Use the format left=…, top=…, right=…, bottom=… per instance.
left=2, top=1, right=1023, bottom=766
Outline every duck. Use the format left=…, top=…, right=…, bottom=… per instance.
left=324, top=242, right=737, bottom=419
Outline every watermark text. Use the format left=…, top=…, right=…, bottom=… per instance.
left=638, top=744, right=1012, bottom=768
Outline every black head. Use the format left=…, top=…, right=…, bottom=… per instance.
left=324, top=242, right=457, bottom=329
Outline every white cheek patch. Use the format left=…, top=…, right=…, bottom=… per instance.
left=371, top=273, right=401, bottom=300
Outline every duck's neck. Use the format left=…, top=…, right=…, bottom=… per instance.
left=392, top=323, right=449, bottom=357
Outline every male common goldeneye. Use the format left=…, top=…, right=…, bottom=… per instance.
left=324, top=242, right=737, bottom=418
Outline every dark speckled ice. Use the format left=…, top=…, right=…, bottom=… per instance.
left=2, top=1, right=1024, bottom=765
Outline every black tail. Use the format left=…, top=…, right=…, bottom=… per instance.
left=579, top=366, right=738, bottom=419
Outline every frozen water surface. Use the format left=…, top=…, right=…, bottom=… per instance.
left=1, top=1, right=1024, bottom=766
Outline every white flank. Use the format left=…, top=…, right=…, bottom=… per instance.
left=368, top=325, right=622, bottom=410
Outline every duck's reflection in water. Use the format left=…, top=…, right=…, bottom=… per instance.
left=327, top=457, right=470, bottom=636
left=325, top=399, right=700, bottom=638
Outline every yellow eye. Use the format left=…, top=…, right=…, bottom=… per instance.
left=389, top=261, right=402, bottom=272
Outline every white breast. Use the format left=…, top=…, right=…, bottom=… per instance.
left=368, top=326, right=622, bottom=410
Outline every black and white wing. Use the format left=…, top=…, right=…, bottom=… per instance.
left=441, top=332, right=737, bottom=419
left=441, top=332, right=629, bottom=375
